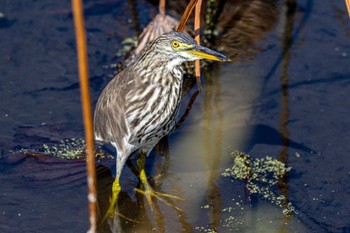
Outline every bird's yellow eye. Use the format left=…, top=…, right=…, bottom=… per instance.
left=171, top=41, right=180, bottom=48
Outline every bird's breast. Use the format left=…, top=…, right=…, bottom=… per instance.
left=127, top=68, right=183, bottom=146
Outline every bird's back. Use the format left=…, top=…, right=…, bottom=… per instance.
left=94, top=68, right=131, bottom=147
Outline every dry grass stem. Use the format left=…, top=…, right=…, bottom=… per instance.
left=71, top=0, right=97, bottom=232
left=194, top=0, right=203, bottom=91
left=159, top=0, right=166, bottom=15
left=177, top=0, right=199, bottom=32
left=345, top=0, right=350, bottom=18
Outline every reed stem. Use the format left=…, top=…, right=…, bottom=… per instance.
left=71, top=0, right=97, bottom=232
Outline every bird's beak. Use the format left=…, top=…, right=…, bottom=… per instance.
left=186, top=45, right=231, bottom=62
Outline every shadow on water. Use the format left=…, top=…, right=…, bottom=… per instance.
left=1, top=0, right=350, bottom=232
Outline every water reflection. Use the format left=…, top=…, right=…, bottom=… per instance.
left=278, top=0, right=295, bottom=229
left=202, top=65, right=224, bottom=231
left=211, top=0, right=278, bottom=59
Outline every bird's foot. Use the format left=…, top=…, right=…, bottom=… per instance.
left=100, top=180, right=139, bottom=224
left=100, top=180, right=121, bottom=223
left=134, top=168, right=184, bottom=212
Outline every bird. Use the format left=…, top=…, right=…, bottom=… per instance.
left=94, top=31, right=230, bottom=219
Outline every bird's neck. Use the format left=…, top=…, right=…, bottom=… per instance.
left=134, top=51, right=184, bottom=87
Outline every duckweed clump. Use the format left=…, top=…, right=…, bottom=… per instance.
left=222, top=151, right=295, bottom=215
left=196, top=151, right=296, bottom=232
left=42, top=138, right=87, bottom=159
left=196, top=197, right=247, bottom=232
left=194, top=227, right=217, bottom=233
left=18, top=138, right=112, bottom=160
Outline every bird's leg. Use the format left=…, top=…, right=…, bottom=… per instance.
left=134, top=152, right=184, bottom=211
left=100, top=178, right=121, bottom=223
left=100, top=152, right=132, bottom=224
left=136, top=153, right=152, bottom=204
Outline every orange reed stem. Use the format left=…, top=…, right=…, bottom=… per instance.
left=159, top=0, right=166, bottom=16
left=194, top=0, right=203, bottom=91
left=177, top=0, right=199, bottom=32
left=71, top=0, right=97, bottom=232
left=345, top=0, right=350, bottom=18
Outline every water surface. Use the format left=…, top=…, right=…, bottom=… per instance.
left=1, top=0, right=349, bottom=232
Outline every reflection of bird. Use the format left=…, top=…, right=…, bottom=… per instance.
left=94, top=31, right=230, bottom=219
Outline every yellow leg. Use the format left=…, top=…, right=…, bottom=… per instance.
left=134, top=153, right=184, bottom=211
left=100, top=179, right=121, bottom=223
left=100, top=179, right=138, bottom=224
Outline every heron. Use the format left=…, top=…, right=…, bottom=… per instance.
left=94, top=31, right=230, bottom=219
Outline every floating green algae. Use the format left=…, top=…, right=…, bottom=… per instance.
left=222, top=151, right=295, bottom=215
left=17, top=138, right=112, bottom=160
left=43, top=138, right=86, bottom=159
left=196, top=151, right=296, bottom=232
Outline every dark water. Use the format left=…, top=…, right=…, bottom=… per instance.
left=1, top=0, right=350, bottom=232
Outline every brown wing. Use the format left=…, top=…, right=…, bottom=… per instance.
left=93, top=68, right=134, bottom=147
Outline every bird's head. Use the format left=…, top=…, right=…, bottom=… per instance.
left=149, top=32, right=231, bottom=68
